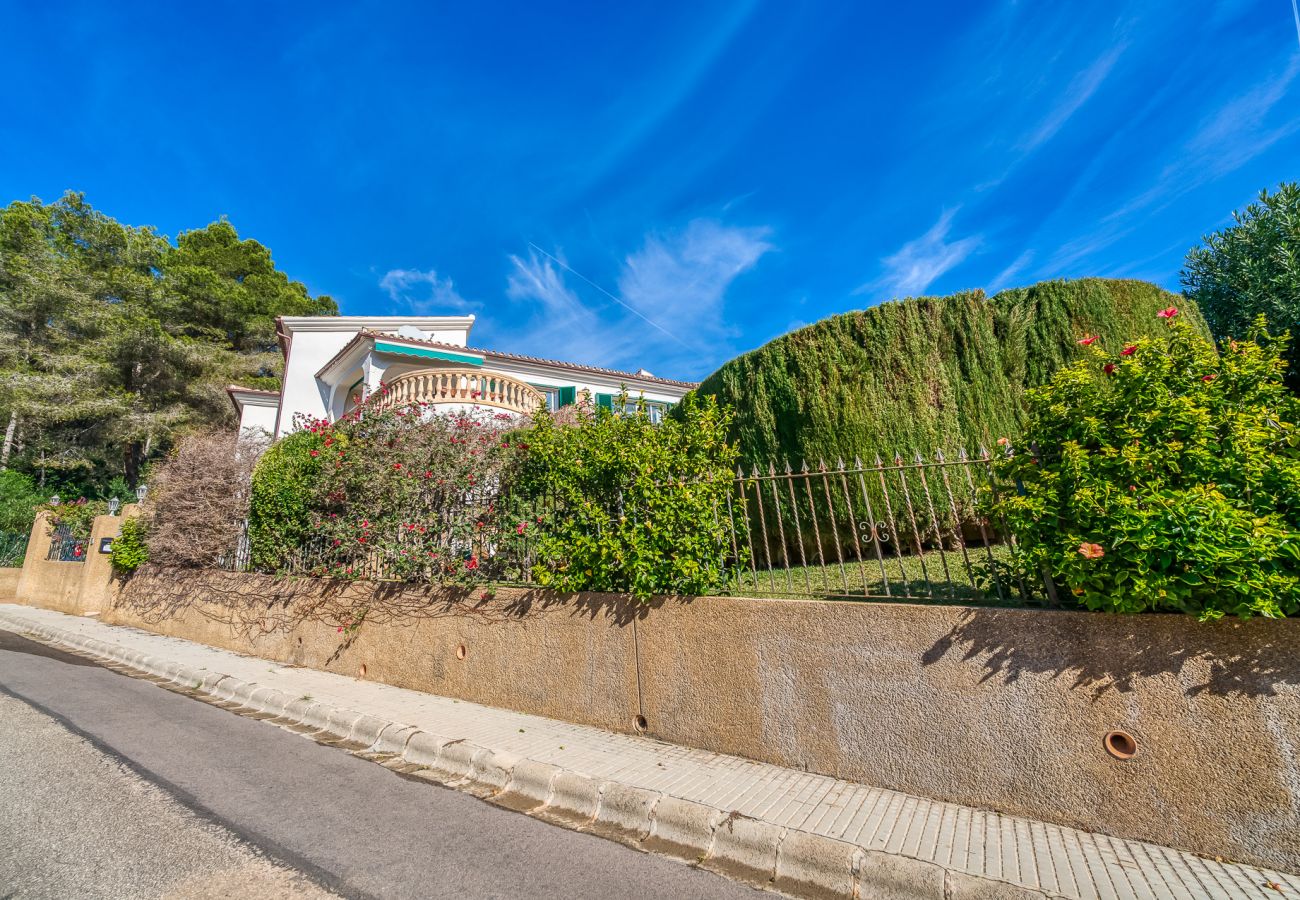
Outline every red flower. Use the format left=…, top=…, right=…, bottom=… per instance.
left=337, top=626, right=344, bottom=633
left=1078, top=542, right=1105, bottom=560
left=1103, top=363, right=1116, bottom=375
left=393, top=463, right=402, bottom=470
left=1077, top=335, right=1098, bottom=346
left=358, top=536, right=366, bottom=544
left=309, top=450, right=320, bottom=457
left=1202, top=374, right=1217, bottom=382
left=516, top=522, right=527, bottom=534
left=1156, top=306, right=1178, bottom=319
left=1120, top=345, right=1137, bottom=356
left=466, top=555, right=479, bottom=571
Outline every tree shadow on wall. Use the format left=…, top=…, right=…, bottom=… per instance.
left=920, top=607, right=1300, bottom=699
left=501, top=588, right=696, bottom=627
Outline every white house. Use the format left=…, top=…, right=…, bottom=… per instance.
left=227, top=314, right=696, bottom=439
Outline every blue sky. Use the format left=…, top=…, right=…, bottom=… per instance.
left=3, top=2, right=1298, bottom=381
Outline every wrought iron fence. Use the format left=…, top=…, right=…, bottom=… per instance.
left=0, top=531, right=27, bottom=567
left=46, top=524, right=87, bottom=563
left=220, top=447, right=1049, bottom=606
left=723, top=451, right=1049, bottom=605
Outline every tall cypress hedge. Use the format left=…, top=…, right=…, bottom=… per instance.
left=694, top=278, right=1210, bottom=465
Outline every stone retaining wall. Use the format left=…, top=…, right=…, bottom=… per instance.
left=90, top=568, right=1300, bottom=873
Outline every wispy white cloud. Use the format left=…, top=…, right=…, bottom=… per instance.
left=1017, top=44, right=1126, bottom=152
left=859, top=209, right=981, bottom=299
left=987, top=250, right=1035, bottom=294
left=379, top=268, right=476, bottom=313
left=1045, top=56, right=1300, bottom=273
left=501, top=250, right=638, bottom=368
left=618, top=219, right=773, bottom=349
left=494, top=219, right=774, bottom=378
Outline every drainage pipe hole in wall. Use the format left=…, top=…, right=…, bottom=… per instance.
left=456, top=644, right=466, bottom=660
left=1104, top=730, right=1138, bottom=760
left=633, top=715, right=648, bottom=733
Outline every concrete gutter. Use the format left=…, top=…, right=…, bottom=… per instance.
left=1, top=605, right=1294, bottom=900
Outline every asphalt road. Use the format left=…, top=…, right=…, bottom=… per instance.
left=0, top=629, right=757, bottom=899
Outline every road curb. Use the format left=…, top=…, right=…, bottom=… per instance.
left=0, top=610, right=1078, bottom=900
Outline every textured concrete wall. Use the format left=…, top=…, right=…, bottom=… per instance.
left=0, top=567, right=21, bottom=601
left=15, top=512, right=90, bottom=614
left=100, top=569, right=1300, bottom=871
left=12, top=511, right=126, bottom=614
left=105, top=570, right=642, bottom=735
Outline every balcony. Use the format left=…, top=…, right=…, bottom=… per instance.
left=368, top=368, right=545, bottom=416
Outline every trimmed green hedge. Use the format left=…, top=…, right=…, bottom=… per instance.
left=693, top=278, right=1210, bottom=464
left=248, top=428, right=324, bottom=571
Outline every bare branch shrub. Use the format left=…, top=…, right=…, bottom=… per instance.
left=142, top=429, right=267, bottom=568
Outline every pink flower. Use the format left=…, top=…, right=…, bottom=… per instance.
left=1103, top=363, right=1116, bottom=375
left=1157, top=306, right=1178, bottom=319
left=1077, top=335, right=1098, bottom=346
left=1120, top=345, right=1137, bottom=356
left=309, top=450, right=320, bottom=457
left=1078, top=542, right=1105, bottom=560
left=516, top=522, right=527, bottom=534
left=337, top=626, right=344, bottom=633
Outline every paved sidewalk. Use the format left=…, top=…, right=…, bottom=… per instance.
left=1, top=604, right=1294, bottom=900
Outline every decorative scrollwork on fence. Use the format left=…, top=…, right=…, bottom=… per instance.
left=857, top=520, right=892, bottom=544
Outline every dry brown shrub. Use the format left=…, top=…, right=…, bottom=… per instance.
left=142, top=430, right=267, bottom=569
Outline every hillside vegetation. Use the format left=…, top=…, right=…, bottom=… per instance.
left=694, top=278, right=1210, bottom=464
left=0, top=192, right=336, bottom=497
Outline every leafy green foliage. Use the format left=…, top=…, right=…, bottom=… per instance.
left=693, top=278, right=1209, bottom=466
left=46, top=497, right=108, bottom=540
left=989, top=311, right=1300, bottom=619
left=248, top=426, right=325, bottom=572
left=0, top=469, right=43, bottom=535
left=0, top=192, right=337, bottom=497
left=109, top=515, right=150, bottom=574
left=1183, top=182, right=1300, bottom=390
left=514, top=393, right=741, bottom=598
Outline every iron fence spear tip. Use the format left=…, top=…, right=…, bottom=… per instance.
left=854, top=454, right=863, bottom=468
left=835, top=456, right=845, bottom=470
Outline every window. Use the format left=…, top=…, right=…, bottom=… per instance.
left=539, top=388, right=561, bottom=411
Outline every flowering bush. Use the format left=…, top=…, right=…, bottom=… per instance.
left=304, top=395, right=528, bottom=584
left=989, top=311, right=1300, bottom=619
left=512, top=392, right=741, bottom=598
left=45, top=497, right=107, bottom=539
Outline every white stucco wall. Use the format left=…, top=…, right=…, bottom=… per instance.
left=276, top=317, right=474, bottom=437
left=236, top=401, right=279, bottom=438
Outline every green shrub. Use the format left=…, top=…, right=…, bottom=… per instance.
left=0, top=469, right=43, bottom=535
left=248, top=425, right=324, bottom=571
left=1183, top=182, right=1300, bottom=389
left=693, top=278, right=1209, bottom=465
left=988, top=310, right=1300, bottom=619
left=514, top=393, right=741, bottom=598
left=46, top=497, right=108, bottom=539
left=110, top=515, right=150, bottom=574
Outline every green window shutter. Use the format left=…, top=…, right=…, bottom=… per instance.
left=595, top=392, right=614, bottom=410
left=558, top=386, right=576, bottom=407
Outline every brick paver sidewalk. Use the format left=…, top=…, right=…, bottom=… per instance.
left=1, top=603, right=1294, bottom=900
